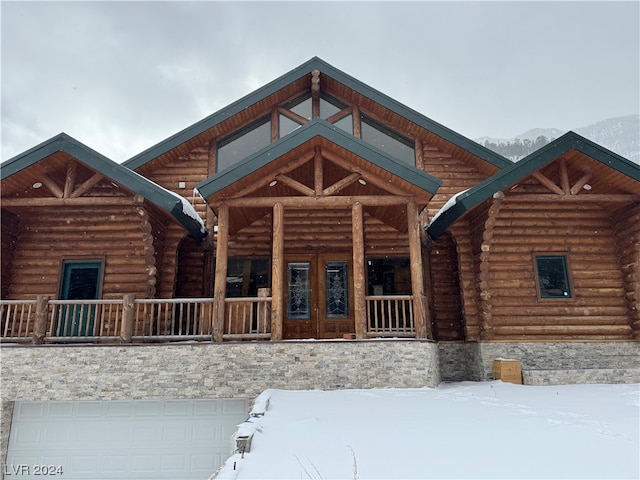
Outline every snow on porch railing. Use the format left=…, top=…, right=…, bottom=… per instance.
left=366, top=294, right=415, bottom=337
left=223, top=296, right=272, bottom=340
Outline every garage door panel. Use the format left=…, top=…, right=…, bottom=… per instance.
left=7, top=399, right=248, bottom=479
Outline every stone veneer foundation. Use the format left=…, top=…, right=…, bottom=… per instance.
left=1, top=339, right=638, bottom=472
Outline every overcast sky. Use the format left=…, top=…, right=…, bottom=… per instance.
left=2, top=1, right=638, bottom=163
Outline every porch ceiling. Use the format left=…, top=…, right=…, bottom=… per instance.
left=197, top=120, right=442, bottom=233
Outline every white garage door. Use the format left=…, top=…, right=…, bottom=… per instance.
left=6, top=399, right=248, bottom=479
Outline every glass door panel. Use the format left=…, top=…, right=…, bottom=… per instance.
left=286, top=262, right=311, bottom=319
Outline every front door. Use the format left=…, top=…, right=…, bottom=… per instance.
left=283, top=253, right=354, bottom=339
left=58, top=260, right=102, bottom=336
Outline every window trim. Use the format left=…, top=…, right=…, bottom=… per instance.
left=533, top=254, right=574, bottom=300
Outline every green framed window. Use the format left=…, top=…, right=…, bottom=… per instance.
left=535, top=256, right=572, bottom=299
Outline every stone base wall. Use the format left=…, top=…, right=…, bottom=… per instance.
left=0, top=340, right=440, bottom=402
left=2, top=339, right=638, bottom=468
left=0, top=340, right=440, bottom=468
left=438, top=342, right=483, bottom=382
left=476, top=342, right=640, bottom=385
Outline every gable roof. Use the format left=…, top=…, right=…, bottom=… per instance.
left=124, top=57, right=512, bottom=171
left=426, top=131, right=640, bottom=239
left=1, top=133, right=207, bottom=241
left=196, top=118, right=442, bottom=200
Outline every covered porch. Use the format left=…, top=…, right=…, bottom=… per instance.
left=1, top=121, right=441, bottom=344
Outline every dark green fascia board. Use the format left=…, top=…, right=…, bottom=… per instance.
left=124, top=57, right=512, bottom=171
left=1, top=133, right=207, bottom=242
left=426, top=131, right=640, bottom=239
left=196, top=118, right=442, bottom=199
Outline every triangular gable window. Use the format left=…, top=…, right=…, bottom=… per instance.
left=216, top=93, right=415, bottom=172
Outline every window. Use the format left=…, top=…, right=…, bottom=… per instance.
left=217, top=118, right=271, bottom=172
left=226, top=258, right=270, bottom=297
left=366, top=257, right=411, bottom=295
left=325, top=261, right=348, bottom=318
left=535, top=256, right=572, bottom=299
left=287, top=262, right=311, bottom=319
left=361, top=117, right=415, bottom=165
left=216, top=94, right=416, bottom=171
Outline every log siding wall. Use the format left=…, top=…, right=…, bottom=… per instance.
left=613, top=203, right=640, bottom=338
left=1, top=210, right=19, bottom=299
left=3, top=205, right=155, bottom=301
left=482, top=201, right=632, bottom=340
left=421, top=142, right=494, bottom=342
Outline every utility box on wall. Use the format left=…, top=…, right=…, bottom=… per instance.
left=493, top=359, right=522, bottom=384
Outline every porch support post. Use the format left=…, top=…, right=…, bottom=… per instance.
left=212, top=204, right=229, bottom=342
left=407, top=201, right=428, bottom=338
left=352, top=201, right=367, bottom=339
left=271, top=202, right=284, bottom=340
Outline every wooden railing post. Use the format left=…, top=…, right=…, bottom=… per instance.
left=121, top=294, right=135, bottom=343
left=32, top=295, right=49, bottom=344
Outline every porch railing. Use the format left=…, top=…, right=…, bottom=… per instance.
left=223, top=296, right=272, bottom=340
left=366, top=295, right=415, bottom=337
left=1, top=299, right=37, bottom=340
left=132, top=298, right=214, bottom=341
left=2, top=294, right=417, bottom=342
left=0, top=296, right=215, bottom=343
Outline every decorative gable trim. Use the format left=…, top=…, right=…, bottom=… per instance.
left=426, top=131, right=640, bottom=239
left=1, top=133, right=208, bottom=242
left=196, top=118, right=442, bottom=200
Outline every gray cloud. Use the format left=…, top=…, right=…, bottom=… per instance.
left=2, top=1, right=638, bottom=162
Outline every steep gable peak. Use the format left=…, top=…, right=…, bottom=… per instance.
left=124, top=57, right=510, bottom=173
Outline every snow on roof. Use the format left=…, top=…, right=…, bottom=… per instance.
left=127, top=167, right=207, bottom=235
left=428, top=188, right=470, bottom=227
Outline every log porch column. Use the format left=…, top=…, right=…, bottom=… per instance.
left=352, top=201, right=367, bottom=339
left=271, top=202, right=284, bottom=340
left=407, top=201, right=428, bottom=338
left=212, top=204, right=229, bottom=342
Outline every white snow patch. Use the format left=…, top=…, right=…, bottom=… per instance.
left=429, top=188, right=469, bottom=227
left=214, top=382, right=639, bottom=479
left=126, top=167, right=206, bottom=234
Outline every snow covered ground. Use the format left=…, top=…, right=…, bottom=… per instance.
left=214, top=382, right=639, bottom=480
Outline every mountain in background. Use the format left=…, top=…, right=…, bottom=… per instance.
left=476, top=114, right=639, bottom=163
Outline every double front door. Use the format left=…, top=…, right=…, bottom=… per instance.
left=283, top=253, right=354, bottom=339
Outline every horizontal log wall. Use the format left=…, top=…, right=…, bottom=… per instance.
left=449, top=221, right=480, bottom=340
left=226, top=208, right=410, bottom=258
left=421, top=143, right=494, bottom=342
left=156, top=224, right=191, bottom=299
left=485, top=202, right=632, bottom=340
left=429, top=232, right=465, bottom=340
left=4, top=206, right=154, bottom=303
left=141, top=149, right=210, bottom=222
left=613, top=203, right=640, bottom=338
left=1, top=210, right=19, bottom=298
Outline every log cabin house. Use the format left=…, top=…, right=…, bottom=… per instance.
left=2, top=56, right=639, bottom=475
left=1, top=56, right=638, bottom=369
